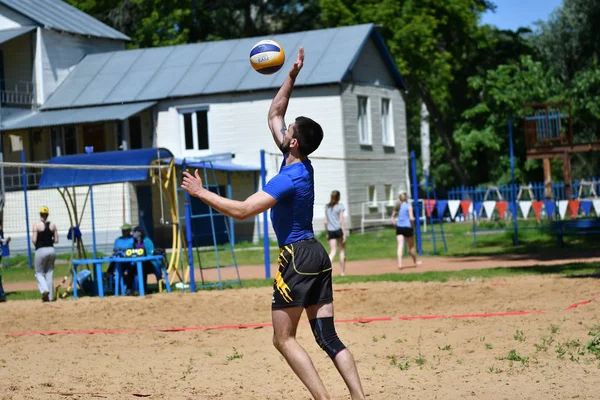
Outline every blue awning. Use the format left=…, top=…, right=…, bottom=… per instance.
left=39, top=148, right=173, bottom=188
left=173, top=157, right=260, bottom=172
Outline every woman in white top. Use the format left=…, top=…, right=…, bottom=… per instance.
left=391, top=193, right=420, bottom=269
left=324, top=190, right=346, bottom=276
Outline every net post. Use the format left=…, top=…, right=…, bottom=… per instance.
left=89, top=185, right=97, bottom=259
left=21, top=149, right=33, bottom=269
left=410, top=151, right=422, bottom=255
left=509, top=119, right=519, bottom=246
left=260, top=149, right=270, bottom=279
left=182, top=161, right=196, bottom=293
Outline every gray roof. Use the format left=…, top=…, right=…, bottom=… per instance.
left=42, top=23, right=406, bottom=110
left=0, top=0, right=129, bottom=41
left=0, top=26, right=35, bottom=45
left=1, top=102, right=155, bottom=130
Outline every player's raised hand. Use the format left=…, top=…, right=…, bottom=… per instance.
left=289, top=46, right=304, bottom=79
left=181, top=169, right=204, bottom=197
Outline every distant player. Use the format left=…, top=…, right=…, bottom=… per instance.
left=182, top=47, right=366, bottom=400
left=32, top=206, right=58, bottom=302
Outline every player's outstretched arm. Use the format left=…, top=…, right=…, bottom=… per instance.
left=267, top=46, right=304, bottom=152
left=181, top=170, right=277, bottom=220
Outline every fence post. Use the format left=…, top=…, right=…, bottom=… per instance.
left=410, top=151, right=422, bottom=255
left=21, top=149, right=33, bottom=269
left=260, top=150, right=271, bottom=279
left=508, top=119, right=518, bottom=246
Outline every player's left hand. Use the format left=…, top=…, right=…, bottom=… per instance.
left=289, top=46, right=304, bottom=79
left=181, top=169, right=204, bottom=197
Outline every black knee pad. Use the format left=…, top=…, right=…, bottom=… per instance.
left=310, top=317, right=346, bottom=360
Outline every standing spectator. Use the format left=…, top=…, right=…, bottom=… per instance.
left=391, top=193, right=421, bottom=269
left=0, top=227, right=11, bottom=302
left=32, top=206, right=58, bottom=302
left=324, top=190, right=346, bottom=276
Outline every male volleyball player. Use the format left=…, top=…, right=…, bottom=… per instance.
left=181, top=47, right=366, bottom=400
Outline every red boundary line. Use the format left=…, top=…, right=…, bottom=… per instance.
left=9, top=296, right=597, bottom=337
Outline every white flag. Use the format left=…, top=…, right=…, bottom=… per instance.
left=9, top=134, right=23, bottom=152
left=558, top=200, right=569, bottom=219
left=448, top=200, right=460, bottom=220
left=519, top=201, right=532, bottom=219
left=483, top=201, right=496, bottom=220
left=593, top=199, right=600, bottom=217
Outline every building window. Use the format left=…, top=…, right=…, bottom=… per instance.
left=381, top=98, right=394, bottom=146
left=384, top=184, right=394, bottom=205
left=50, top=126, right=77, bottom=157
left=367, top=185, right=377, bottom=206
left=357, top=96, right=371, bottom=145
left=180, top=108, right=210, bottom=151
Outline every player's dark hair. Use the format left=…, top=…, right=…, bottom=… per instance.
left=293, top=116, right=323, bottom=156
left=327, top=190, right=340, bottom=208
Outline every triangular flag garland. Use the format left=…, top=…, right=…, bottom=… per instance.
left=460, top=200, right=472, bottom=219
left=483, top=201, right=496, bottom=220
left=557, top=200, right=569, bottom=220
left=436, top=200, right=448, bottom=218
left=424, top=199, right=436, bottom=218
left=568, top=200, right=580, bottom=219
left=580, top=200, right=592, bottom=216
left=473, top=202, right=483, bottom=218
left=448, top=200, right=461, bottom=220
left=593, top=200, right=600, bottom=217
left=519, top=201, right=532, bottom=219
left=532, top=201, right=543, bottom=219
left=544, top=201, right=556, bottom=220
left=496, top=201, right=508, bottom=220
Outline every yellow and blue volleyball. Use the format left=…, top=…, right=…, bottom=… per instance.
left=249, top=40, right=285, bottom=75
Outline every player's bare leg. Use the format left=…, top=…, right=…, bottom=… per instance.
left=306, top=303, right=366, bottom=400
left=272, top=307, right=331, bottom=400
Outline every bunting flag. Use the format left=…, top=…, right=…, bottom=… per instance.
left=473, top=201, right=483, bottom=218
left=496, top=201, right=508, bottom=220
left=460, top=200, right=472, bottom=219
left=568, top=200, right=580, bottom=219
left=544, top=201, right=556, bottom=220
left=532, top=201, right=544, bottom=220
left=580, top=200, right=592, bottom=216
left=483, top=201, right=496, bottom=220
left=436, top=200, right=448, bottom=218
left=557, top=200, right=569, bottom=219
left=423, top=199, right=436, bottom=217
left=448, top=200, right=461, bottom=220
left=519, top=201, right=532, bottom=219
left=593, top=200, right=600, bottom=217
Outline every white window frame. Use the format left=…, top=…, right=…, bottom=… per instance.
left=381, top=98, right=394, bottom=147
left=357, top=96, right=372, bottom=145
left=367, top=185, right=377, bottom=206
left=384, top=184, right=394, bottom=206
left=179, top=106, right=211, bottom=155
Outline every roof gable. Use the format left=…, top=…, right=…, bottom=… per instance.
left=42, top=23, right=406, bottom=110
left=0, top=0, right=129, bottom=41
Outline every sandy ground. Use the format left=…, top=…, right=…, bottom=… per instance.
left=0, top=273, right=599, bottom=399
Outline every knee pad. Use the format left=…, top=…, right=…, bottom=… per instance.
left=310, top=317, right=346, bottom=360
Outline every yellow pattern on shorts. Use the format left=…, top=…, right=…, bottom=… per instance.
left=275, top=248, right=293, bottom=303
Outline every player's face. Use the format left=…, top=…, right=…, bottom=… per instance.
left=281, top=122, right=297, bottom=154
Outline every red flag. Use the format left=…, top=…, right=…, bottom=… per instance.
left=496, top=201, right=508, bottom=220
left=424, top=199, right=436, bottom=217
left=568, top=200, right=580, bottom=219
left=532, top=201, right=543, bottom=219
left=460, top=200, right=472, bottom=219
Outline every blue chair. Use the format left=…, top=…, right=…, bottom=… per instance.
left=1, top=244, right=10, bottom=269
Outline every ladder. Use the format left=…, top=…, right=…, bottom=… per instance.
left=179, top=157, right=242, bottom=291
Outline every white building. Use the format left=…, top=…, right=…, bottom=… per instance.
left=0, top=0, right=410, bottom=252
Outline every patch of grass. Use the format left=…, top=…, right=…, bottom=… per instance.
left=550, top=325, right=560, bottom=334
left=534, top=336, right=554, bottom=352
left=438, top=345, right=452, bottom=351
left=226, top=347, right=243, bottom=361
left=514, top=329, right=526, bottom=342
left=485, top=343, right=494, bottom=350
left=588, top=324, right=600, bottom=337
left=414, top=354, right=426, bottom=367
left=583, top=334, right=600, bottom=361
left=504, top=349, right=528, bottom=366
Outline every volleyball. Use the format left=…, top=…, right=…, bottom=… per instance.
left=249, top=40, right=285, bottom=75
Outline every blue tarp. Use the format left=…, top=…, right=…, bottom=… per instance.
left=39, top=148, right=173, bottom=188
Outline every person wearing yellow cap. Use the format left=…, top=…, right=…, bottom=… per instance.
left=32, top=206, right=59, bottom=302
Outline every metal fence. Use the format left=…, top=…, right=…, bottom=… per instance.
left=447, top=179, right=599, bottom=202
